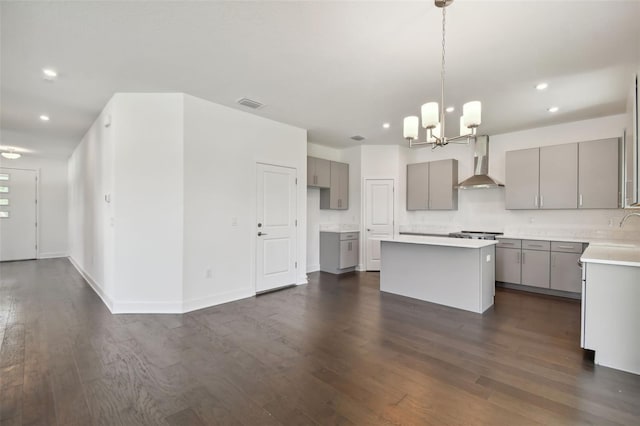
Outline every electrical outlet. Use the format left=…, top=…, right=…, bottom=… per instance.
left=486, top=254, right=491, bottom=262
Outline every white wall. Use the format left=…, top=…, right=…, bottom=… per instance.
left=0, top=155, right=68, bottom=258
left=182, top=94, right=307, bottom=311
left=111, top=94, right=184, bottom=311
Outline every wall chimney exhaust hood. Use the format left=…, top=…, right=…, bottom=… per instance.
left=456, top=135, right=504, bottom=189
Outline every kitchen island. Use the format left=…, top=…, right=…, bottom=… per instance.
left=580, top=243, right=640, bottom=375
left=380, top=236, right=498, bottom=314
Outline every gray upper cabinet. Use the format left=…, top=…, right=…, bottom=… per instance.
left=406, top=159, right=458, bottom=211
left=307, top=156, right=330, bottom=188
left=429, top=159, right=458, bottom=210
left=539, top=143, right=578, bottom=209
left=407, top=162, right=429, bottom=210
left=506, top=148, right=540, bottom=210
left=321, top=161, right=349, bottom=210
left=578, top=138, right=620, bottom=209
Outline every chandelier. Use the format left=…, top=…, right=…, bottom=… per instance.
left=403, top=0, right=481, bottom=148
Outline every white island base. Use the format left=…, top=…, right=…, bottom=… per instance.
left=380, top=236, right=497, bottom=314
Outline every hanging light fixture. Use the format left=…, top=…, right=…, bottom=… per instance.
left=403, top=0, right=482, bottom=148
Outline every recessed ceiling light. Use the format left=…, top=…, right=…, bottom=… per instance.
left=536, top=82, right=549, bottom=91
left=1, top=152, right=21, bottom=160
left=42, top=68, right=57, bottom=80
left=445, top=106, right=455, bottom=113
left=39, top=115, right=50, bottom=121
left=548, top=106, right=559, bottom=113
left=382, top=123, right=390, bottom=129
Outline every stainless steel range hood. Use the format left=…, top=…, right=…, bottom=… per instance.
left=456, top=135, right=504, bottom=189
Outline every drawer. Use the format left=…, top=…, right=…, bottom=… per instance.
left=340, top=232, right=359, bottom=241
left=496, top=238, right=521, bottom=249
left=522, top=240, right=551, bottom=251
left=551, top=241, right=584, bottom=253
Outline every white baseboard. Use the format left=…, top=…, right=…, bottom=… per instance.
left=182, top=288, right=254, bottom=313
left=112, top=300, right=184, bottom=314
left=38, top=251, right=68, bottom=259
left=356, top=264, right=365, bottom=271
left=307, top=263, right=320, bottom=273
left=68, top=256, right=114, bottom=312
left=297, top=274, right=308, bottom=285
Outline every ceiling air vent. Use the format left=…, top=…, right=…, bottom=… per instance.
left=350, top=135, right=365, bottom=141
left=236, top=97, right=264, bottom=109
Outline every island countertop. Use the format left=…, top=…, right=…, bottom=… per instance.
left=380, top=235, right=498, bottom=249
left=581, top=244, right=640, bottom=268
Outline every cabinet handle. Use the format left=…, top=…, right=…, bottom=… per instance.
left=557, top=245, right=574, bottom=249
left=528, top=244, right=543, bottom=248
left=579, top=194, right=583, bottom=207
left=314, top=175, right=317, bottom=184
left=540, top=195, right=544, bottom=208
left=501, top=242, right=514, bottom=246
left=522, top=252, right=526, bottom=264
left=534, top=195, right=538, bottom=208
left=552, top=254, right=556, bottom=267
left=516, top=251, right=520, bottom=264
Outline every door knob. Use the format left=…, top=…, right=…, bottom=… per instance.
left=367, top=228, right=372, bottom=231
left=258, top=232, right=268, bottom=236
left=257, top=223, right=262, bottom=228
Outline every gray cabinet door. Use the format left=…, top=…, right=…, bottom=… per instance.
left=539, top=143, right=578, bottom=209
left=578, top=138, right=620, bottom=209
left=521, top=249, right=550, bottom=288
left=496, top=247, right=521, bottom=284
left=339, top=239, right=358, bottom=269
left=315, top=158, right=331, bottom=188
left=550, top=252, right=582, bottom=293
left=320, top=161, right=348, bottom=210
left=506, top=148, right=540, bottom=209
left=407, top=162, right=429, bottom=210
left=428, top=159, right=458, bottom=210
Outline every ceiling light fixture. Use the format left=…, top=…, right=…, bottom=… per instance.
left=39, top=115, right=50, bottom=121
left=403, top=0, right=481, bottom=149
left=1, top=150, right=21, bottom=160
left=548, top=106, right=559, bottom=113
left=42, top=68, right=58, bottom=80
left=536, top=82, right=548, bottom=91
left=383, top=123, right=391, bottom=129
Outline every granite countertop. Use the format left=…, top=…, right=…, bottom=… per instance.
left=380, top=235, right=498, bottom=249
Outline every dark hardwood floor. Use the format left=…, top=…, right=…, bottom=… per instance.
left=1, top=258, right=639, bottom=425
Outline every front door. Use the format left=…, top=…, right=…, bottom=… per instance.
left=0, top=168, right=37, bottom=261
left=256, top=163, right=297, bottom=293
left=365, top=179, right=394, bottom=271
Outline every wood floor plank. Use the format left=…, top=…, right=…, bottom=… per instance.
left=1, top=259, right=640, bottom=425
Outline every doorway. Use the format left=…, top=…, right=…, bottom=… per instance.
left=0, top=167, right=38, bottom=261
left=364, top=178, right=394, bottom=271
left=255, top=163, right=298, bottom=293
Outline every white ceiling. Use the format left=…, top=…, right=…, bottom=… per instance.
left=1, top=0, right=639, bottom=159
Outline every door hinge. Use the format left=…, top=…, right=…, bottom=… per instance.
left=295, top=178, right=298, bottom=185
left=295, top=261, right=298, bottom=269
left=295, top=219, right=298, bottom=227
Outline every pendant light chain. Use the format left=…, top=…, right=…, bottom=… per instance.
left=440, top=6, right=447, bottom=141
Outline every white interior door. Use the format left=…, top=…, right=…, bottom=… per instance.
left=0, top=168, right=37, bottom=261
left=365, top=179, right=394, bottom=271
left=256, top=163, right=297, bottom=293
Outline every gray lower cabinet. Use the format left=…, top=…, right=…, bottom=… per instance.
left=320, top=231, right=359, bottom=274
left=320, top=161, right=348, bottom=210
left=578, top=138, right=620, bottom=209
left=521, top=249, right=550, bottom=288
left=506, top=148, right=540, bottom=210
left=550, top=252, right=582, bottom=293
left=406, top=159, right=458, bottom=211
left=496, top=237, right=585, bottom=295
left=307, top=156, right=330, bottom=188
left=495, top=247, right=521, bottom=284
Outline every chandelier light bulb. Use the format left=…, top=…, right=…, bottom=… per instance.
left=459, top=116, right=471, bottom=137
left=421, top=102, right=440, bottom=129
left=463, top=101, right=482, bottom=128
left=403, top=116, right=419, bottom=140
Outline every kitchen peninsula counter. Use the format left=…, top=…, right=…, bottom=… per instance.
left=380, top=236, right=497, bottom=314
